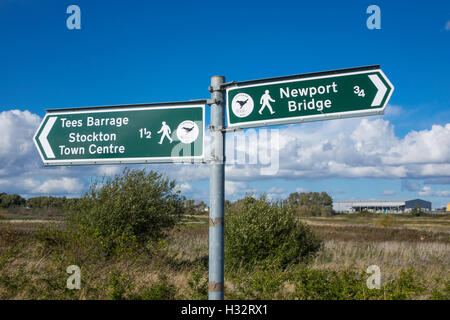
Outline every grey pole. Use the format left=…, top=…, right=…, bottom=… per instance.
left=208, top=75, right=225, bottom=300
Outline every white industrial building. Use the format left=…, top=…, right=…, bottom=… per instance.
left=333, top=199, right=432, bottom=214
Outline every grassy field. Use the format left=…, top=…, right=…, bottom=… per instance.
left=0, top=210, right=449, bottom=300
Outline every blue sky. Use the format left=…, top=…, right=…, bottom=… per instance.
left=0, top=0, right=449, bottom=208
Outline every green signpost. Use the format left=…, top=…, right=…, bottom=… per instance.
left=33, top=65, right=394, bottom=301
left=226, top=66, right=394, bottom=128
left=34, top=102, right=205, bottom=165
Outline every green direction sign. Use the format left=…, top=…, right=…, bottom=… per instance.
left=226, top=66, right=394, bottom=128
left=34, top=102, right=205, bottom=165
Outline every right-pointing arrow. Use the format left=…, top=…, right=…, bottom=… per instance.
left=368, top=74, right=387, bottom=107
left=39, top=116, right=57, bottom=159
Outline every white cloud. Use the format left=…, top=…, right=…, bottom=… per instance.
left=222, top=117, right=450, bottom=181
left=0, top=110, right=98, bottom=195
left=381, top=190, right=397, bottom=196
left=175, top=182, right=193, bottom=193
left=225, top=181, right=247, bottom=196
left=266, top=187, right=286, bottom=201
left=0, top=110, right=41, bottom=174
left=384, top=104, right=404, bottom=117
left=33, top=177, right=84, bottom=194
left=97, top=165, right=123, bottom=176
left=267, top=187, right=284, bottom=193
left=419, top=186, right=450, bottom=197
left=383, top=124, right=450, bottom=165
left=166, top=163, right=209, bottom=182
left=224, top=181, right=258, bottom=198
left=419, top=186, right=432, bottom=196
left=401, top=179, right=421, bottom=191
left=424, top=177, right=450, bottom=185
left=445, top=21, right=450, bottom=31
left=1, top=109, right=450, bottom=198
left=266, top=192, right=287, bottom=201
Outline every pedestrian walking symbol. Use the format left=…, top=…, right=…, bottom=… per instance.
left=259, top=90, right=275, bottom=115
left=157, top=121, right=173, bottom=144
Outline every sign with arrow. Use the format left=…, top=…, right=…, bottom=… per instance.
left=31, top=66, right=394, bottom=301
left=34, top=102, right=205, bottom=165
left=226, top=66, right=394, bottom=129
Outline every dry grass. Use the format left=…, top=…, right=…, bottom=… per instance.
left=166, top=225, right=208, bottom=262
left=301, top=214, right=450, bottom=231
left=309, top=224, right=450, bottom=243
left=0, top=207, right=63, bottom=221
left=163, top=218, right=449, bottom=298
left=0, top=213, right=448, bottom=299
left=312, top=240, right=448, bottom=288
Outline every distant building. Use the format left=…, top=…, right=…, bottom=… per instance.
left=447, top=203, right=450, bottom=212
left=333, top=199, right=432, bottom=214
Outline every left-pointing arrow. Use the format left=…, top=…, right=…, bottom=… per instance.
left=39, top=116, right=57, bottom=159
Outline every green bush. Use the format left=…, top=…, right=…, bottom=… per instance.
left=132, top=275, right=177, bottom=300
left=26, top=196, right=70, bottom=209
left=184, top=199, right=208, bottom=215
left=225, top=196, right=323, bottom=269
left=284, top=192, right=334, bottom=217
left=288, top=268, right=370, bottom=300
left=227, top=267, right=287, bottom=299
left=108, top=270, right=134, bottom=300
left=430, top=279, right=450, bottom=300
left=64, top=169, right=184, bottom=253
left=0, top=193, right=25, bottom=208
left=288, top=267, right=426, bottom=300
left=411, top=205, right=423, bottom=217
left=187, top=267, right=208, bottom=300
left=375, top=214, right=396, bottom=228
left=226, top=266, right=428, bottom=300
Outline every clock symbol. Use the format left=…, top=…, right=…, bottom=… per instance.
left=231, top=93, right=254, bottom=118
left=176, top=120, right=199, bottom=144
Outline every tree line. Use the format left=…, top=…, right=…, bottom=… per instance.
left=284, top=191, right=334, bottom=217
left=0, top=193, right=76, bottom=209
left=226, top=191, right=334, bottom=217
left=1, top=190, right=334, bottom=216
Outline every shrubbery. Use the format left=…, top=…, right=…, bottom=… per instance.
left=131, top=275, right=177, bottom=300
left=284, top=191, right=334, bottom=217
left=411, top=205, right=423, bottom=217
left=26, top=196, right=73, bottom=209
left=183, top=199, right=208, bottom=215
left=225, top=196, right=323, bottom=269
left=227, top=267, right=428, bottom=300
left=0, top=193, right=25, bottom=208
left=375, top=214, right=396, bottom=228
left=0, top=193, right=77, bottom=210
left=64, top=169, right=184, bottom=252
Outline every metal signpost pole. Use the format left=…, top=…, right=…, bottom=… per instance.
left=208, top=76, right=226, bottom=300
left=32, top=65, right=394, bottom=301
